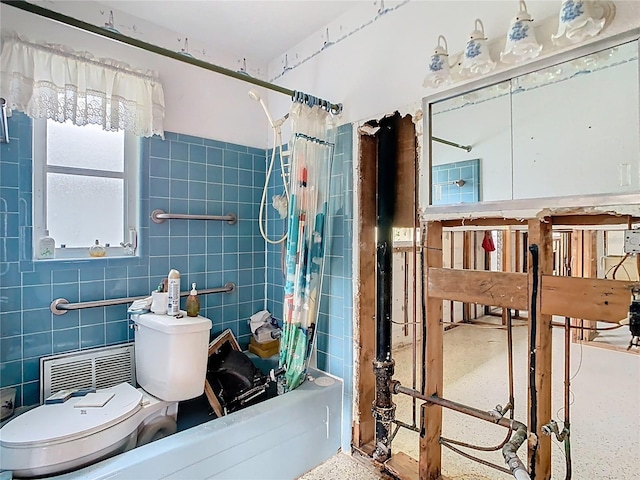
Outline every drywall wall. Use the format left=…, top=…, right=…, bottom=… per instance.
left=0, top=4, right=270, bottom=148
left=265, top=1, right=564, bottom=125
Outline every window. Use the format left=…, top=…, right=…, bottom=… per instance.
left=33, top=119, right=139, bottom=259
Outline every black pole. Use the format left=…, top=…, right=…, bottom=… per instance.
left=372, top=113, right=399, bottom=462
left=529, top=244, right=539, bottom=480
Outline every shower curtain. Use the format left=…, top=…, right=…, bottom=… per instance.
left=279, top=102, right=336, bottom=392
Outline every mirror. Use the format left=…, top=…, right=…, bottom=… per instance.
left=427, top=38, right=639, bottom=207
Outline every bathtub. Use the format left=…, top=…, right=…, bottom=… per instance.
left=34, top=368, right=343, bottom=480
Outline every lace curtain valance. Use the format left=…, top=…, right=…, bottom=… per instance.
left=0, top=33, right=164, bottom=137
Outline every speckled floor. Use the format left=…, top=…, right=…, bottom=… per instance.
left=298, top=317, right=638, bottom=480
left=298, top=453, right=384, bottom=480
left=390, top=315, right=640, bottom=479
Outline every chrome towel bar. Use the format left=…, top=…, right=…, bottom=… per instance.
left=50, top=282, right=235, bottom=315
left=151, top=209, right=237, bottom=225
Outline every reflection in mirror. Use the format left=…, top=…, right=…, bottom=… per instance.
left=428, top=39, right=639, bottom=207
left=0, top=98, right=8, bottom=143
left=511, top=40, right=639, bottom=199
left=431, top=81, right=512, bottom=203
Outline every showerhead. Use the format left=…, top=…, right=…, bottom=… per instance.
left=248, top=89, right=275, bottom=127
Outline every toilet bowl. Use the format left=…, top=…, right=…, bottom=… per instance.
left=0, top=312, right=212, bottom=478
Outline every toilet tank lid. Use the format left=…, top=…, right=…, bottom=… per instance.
left=134, top=312, right=212, bottom=334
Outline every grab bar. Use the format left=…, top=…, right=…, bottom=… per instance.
left=151, top=209, right=237, bottom=225
left=433, top=136, right=472, bottom=152
left=50, top=282, right=236, bottom=315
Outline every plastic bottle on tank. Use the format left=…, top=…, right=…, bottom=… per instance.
left=167, top=269, right=181, bottom=316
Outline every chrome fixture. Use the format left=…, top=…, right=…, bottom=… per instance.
left=151, top=209, right=237, bottom=225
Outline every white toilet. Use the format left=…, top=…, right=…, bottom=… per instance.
left=0, top=312, right=212, bottom=478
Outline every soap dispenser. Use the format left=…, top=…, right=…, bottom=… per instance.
left=186, top=283, right=200, bottom=317
left=89, top=239, right=106, bottom=257
left=37, top=230, right=56, bottom=259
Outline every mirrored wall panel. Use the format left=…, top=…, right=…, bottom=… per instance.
left=428, top=39, right=639, bottom=206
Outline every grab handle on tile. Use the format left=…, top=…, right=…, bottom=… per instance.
left=51, top=282, right=235, bottom=315
left=151, top=209, right=237, bottom=225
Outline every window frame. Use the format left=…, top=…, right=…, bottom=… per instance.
left=32, top=118, right=139, bottom=260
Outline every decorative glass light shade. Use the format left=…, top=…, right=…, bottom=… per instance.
left=501, top=0, right=543, bottom=64
left=552, top=0, right=610, bottom=45
left=460, top=19, right=496, bottom=77
left=423, top=35, right=452, bottom=88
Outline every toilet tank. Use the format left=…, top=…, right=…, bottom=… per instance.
left=133, top=312, right=212, bottom=401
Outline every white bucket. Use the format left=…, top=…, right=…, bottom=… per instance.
left=1, top=387, right=16, bottom=420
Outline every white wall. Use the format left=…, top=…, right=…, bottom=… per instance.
left=265, top=1, right=563, bottom=125
left=0, top=4, right=270, bottom=148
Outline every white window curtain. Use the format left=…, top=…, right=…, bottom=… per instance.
left=0, top=33, right=164, bottom=137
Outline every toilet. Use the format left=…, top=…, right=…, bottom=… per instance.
left=0, top=312, right=212, bottom=478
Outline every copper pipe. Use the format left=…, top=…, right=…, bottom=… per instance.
left=564, top=316, right=573, bottom=480
left=551, top=322, right=622, bottom=331
left=392, top=383, right=531, bottom=478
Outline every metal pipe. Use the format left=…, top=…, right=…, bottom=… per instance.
left=372, top=113, right=399, bottom=462
left=392, top=383, right=530, bottom=479
left=564, top=316, right=572, bottom=480
left=433, top=136, right=472, bottom=152
left=151, top=209, right=237, bottom=225
left=51, top=282, right=235, bottom=315
left=1, top=0, right=343, bottom=114
left=393, top=383, right=525, bottom=431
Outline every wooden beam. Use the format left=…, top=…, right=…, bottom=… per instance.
left=527, top=218, right=553, bottom=480
left=570, top=230, right=585, bottom=341
left=385, top=452, right=419, bottom=480
left=354, top=133, right=377, bottom=449
left=393, top=115, right=417, bottom=227
left=551, top=214, right=638, bottom=226
left=541, top=275, right=635, bottom=323
left=420, top=221, right=443, bottom=480
left=582, top=230, right=599, bottom=340
left=427, top=268, right=528, bottom=311
left=442, top=218, right=527, bottom=228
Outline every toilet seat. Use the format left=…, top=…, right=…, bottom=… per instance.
left=1, top=383, right=142, bottom=448
left=0, top=383, right=144, bottom=478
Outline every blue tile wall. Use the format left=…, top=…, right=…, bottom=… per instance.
left=264, top=123, right=354, bottom=452
left=0, top=113, right=266, bottom=407
left=432, top=159, right=480, bottom=205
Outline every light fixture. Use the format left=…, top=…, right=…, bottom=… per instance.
left=500, top=0, right=543, bottom=64
left=552, top=0, right=614, bottom=46
left=423, top=35, right=452, bottom=88
left=460, top=19, right=496, bottom=77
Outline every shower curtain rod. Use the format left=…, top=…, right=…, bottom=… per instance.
left=2, top=0, right=343, bottom=114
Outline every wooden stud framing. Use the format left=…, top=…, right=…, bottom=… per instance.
left=428, top=268, right=528, bottom=311
left=354, top=132, right=377, bottom=450
left=527, top=218, right=553, bottom=480
left=541, top=275, right=635, bottom=323
left=420, top=221, right=443, bottom=480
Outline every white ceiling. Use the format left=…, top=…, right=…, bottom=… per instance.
left=97, top=0, right=360, bottom=65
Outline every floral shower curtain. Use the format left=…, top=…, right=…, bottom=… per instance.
left=278, top=102, right=336, bottom=391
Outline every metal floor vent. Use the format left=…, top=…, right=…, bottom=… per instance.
left=40, top=344, right=136, bottom=403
